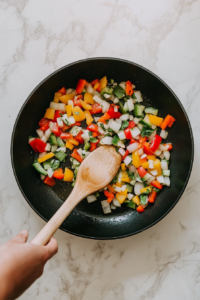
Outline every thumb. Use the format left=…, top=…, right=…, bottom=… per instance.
left=11, top=230, right=29, bottom=244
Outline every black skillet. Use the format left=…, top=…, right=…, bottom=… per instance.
left=11, top=58, right=194, bottom=240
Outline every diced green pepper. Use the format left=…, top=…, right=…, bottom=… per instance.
left=54, top=151, right=67, bottom=162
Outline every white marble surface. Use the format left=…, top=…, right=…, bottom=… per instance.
left=0, top=0, right=200, bottom=299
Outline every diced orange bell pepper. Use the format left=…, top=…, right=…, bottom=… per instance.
left=80, top=100, right=92, bottom=110
left=68, top=138, right=79, bottom=146
left=72, top=106, right=86, bottom=121
left=125, top=81, right=133, bottom=96
left=148, top=190, right=157, bottom=203
left=84, top=92, right=94, bottom=104
left=137, top=205, right=145, bottom=213
left=107, top=185, right=116, bottom=194
left=99, top=76, right=107, bottom=91
left=53, top=168, right=64, bottom=180
left=65, top=140, right=74, bottom=150
left=53, top=92, right=62, bottom=103
left=57, top=87, right=66, bottom=95
left=98, top=112, right=111, bottom=124
left=44, top=108, right=55, bottom=120
left=168, top=116, right=176, bottom=127
left=147, top=155, right=156, bottom=161
left=107, top=197, right=113, bottom=203
left=151, top=180, right=162, bottom=190
left=59, top=93, right=74, bottom=104
left=140, top=157, right=147, bottom=164
left=104, top=190, right=114, bottom=199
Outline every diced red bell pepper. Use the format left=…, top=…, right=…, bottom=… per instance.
left=71, top=149, right=83, bottom=163
left=90, top=103, right=102, bottom=115
left=35, top=139, right=46, bottom=152
left=52, top=123, right=61, bottom=137
left=73, top=98, right=82, bottom=108
left=53, top=168, right=64, bottom=180
left=122, top=149, right=129, bottom=161
left=39, top=117, right=49, bottom=127
left=148, top=190, right=157, bottom=203
left=137, top=167, right=147, bottom=178
left=57, top=87, right=66, bottom=95
left=139, top=136, right=147, bottom=143
left=140, top=157, right=147, bottom=164
left=54, top=110, right=64, bottom=122
left=60, top=133, right=73, bottom=139
left=127, top=121, right=135, bottom=129
left=62, top=122, right=81, bottom=131
left=149, top=135, right=162, bottom=152
left=124, top=128, right=132, bottom=139
left=29, top=139, right=39, bottom=152
left=130, top=139, right=139, bottom=144
left=104, top=190, right=114, bottom=199
left=87, top=124, right=99, bottom=132
left=164, top=143, right=173, bottom=151
left=43, top=176, right=56, bottom=187
left=74, top=131, right=84, bottom=144
left=107, top=197, right=113, bottom=203
left=168, top=116, right=176, bottom=127
left=107, top=106, right=121, bottom=119
left=92, top=132, right=98, bottom=137
left=39, top=122, right=49, bottom=132
left=143, top=142, right=153, bottom=155
left=76, top=79, right=87, bottom=94
left=137, top=205, right=145, bottom=213
left=125, top=81, right=134, bottom=96
left=90, top=79, right=99, bottom=86
left=151, top=180, right=163, bottom=190
left=89, top=142, right=98, bottom=152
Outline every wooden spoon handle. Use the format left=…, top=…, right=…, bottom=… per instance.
left=31, top=188, right=84, bottom=246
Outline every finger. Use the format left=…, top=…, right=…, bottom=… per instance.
left=11, top=230, right=28, bottom=244
left=44, top=237, right=58, bottom=260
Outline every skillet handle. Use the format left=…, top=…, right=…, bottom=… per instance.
left=31, top=188, right=83, bottom=246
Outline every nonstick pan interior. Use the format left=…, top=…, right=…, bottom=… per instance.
left=11, top=58, right=194, bottom=239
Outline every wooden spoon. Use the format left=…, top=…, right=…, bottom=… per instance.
left=32, top=145, right=121, bottom=245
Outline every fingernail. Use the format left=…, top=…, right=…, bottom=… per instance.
left=21, top=230, right=28, bottom=236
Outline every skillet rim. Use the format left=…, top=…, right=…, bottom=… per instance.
left=10, top=57, right=194, bottom=240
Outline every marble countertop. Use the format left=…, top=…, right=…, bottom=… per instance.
left=0, top=0, right=200, bottom=299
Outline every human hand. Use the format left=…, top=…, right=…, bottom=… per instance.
left=0, top=230, right=58, bottom=300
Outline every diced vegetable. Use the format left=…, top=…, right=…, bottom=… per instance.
left=63, top=168, right=74, bottom=182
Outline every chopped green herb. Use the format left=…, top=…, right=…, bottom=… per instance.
left=115, top=146, right=119, bottom=153
left=100, top=123, right=106, bottom=131
left=74, top=112, right=80, bottom=115
left=63, top=118, right=70, bottom=125
left=140, top=194, right=148, bottom=205
left=112, top=135, right=120, bottom=146
left=111, top=174, right=118, bottom=184
left=71, top=181, right=75, bottom=187
left=121, top=120, right=129, bottom=130
left=154, top=188, right=160, bottom=193
left=90, top=137, right=98, bottom=143
left=132, top=93, right=137, bottom=99
left=88, top=131, right=93, bottom=136
left=108, top=128, right=114, bottom=132
left=140, top=126, right=155, bottom=137
left=105, top=119, right=109, bottom=124
left=60, top=113, right=63, bottom=117
left=28, top=135, right=33, bottom=139
left=95, top=192, right=100, bottom=197
left=127, top=171, right=135, bottom=180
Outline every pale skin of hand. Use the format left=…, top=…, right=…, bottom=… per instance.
left=0, top=230, right=58, bottom=300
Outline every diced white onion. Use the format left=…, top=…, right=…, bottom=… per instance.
left=128, top=193, right=134, bottom=200
left=161, top=160, right=168, bottom=170
left=159, top=153, right=165, bottom=159
left=81, top=130, right=90, bottom=141
left=148, top=160, right=154, bottom=169
left=49, top=122, right=54, bottom=131
left=134, top=117, right=140, bottom=124
left=157, top=175, right=165, bottom=184
left=148, top=130, right=156, bottom=141
left=113, top=197, right=121, bottom=207
left=69, top=126, right=82, bottom=137
left=160, top=129, right=168, bottom=139
left=134, top=135, right=140, bottom=140
left=152, top=125, right=157, bottom=129
left=111, top=203, right=116, bottom=210
left=45, top=128, right=52, bottom=140
left=94, top=117, right=100, bottom=122
left=127, top=99, right=134, bottom=111
left=29, top=137, right=35, bottom=143
left=137, top=123, right=143, bottom=131
left=57, top=118, right=64, bottom=128
left=129, top=165, right=136, bottom=173
left=103, top=94, right=110, bottom=99
left=101, top=200, right=111, bottom=214
left=154, top=149, right=162, bottom=156
left=141, top=154, right=147, bottom=159
left=66, top=88, right=75, bottom=95
left=127, top=143, right=138, bottom=153
left=150, top=170, right=157, bottom=176
left=143, top=173, right=152, bottom=181
left=41, top=135, right=47, bottom=143
left=138, top=148, right=144, bottom=156
left=163, top=170, right=170, bottom=176
left=117, top=140, right=125, bottom=148
left=50, top=102, right=66, bottom=112
left=121, top=184, right=127, bottom=191
left=39, top=152, right=46, bottom=158
left=115, top=118, right=122, bottom=125
left=119, top=82, right=126, bottom=90
left=131, top=127, right=141, bottom=138
left=100, top=136, right=113, bottom=145
left=36, top=129, right=44, bottom=138
left=134, top=182, right=144, bottom=195
left=119, top=148, right=126, bottom=156
left=120, top=114, right=129, bottom=121
left=68, top=100, right=74, bottom=107
left=114, top=186, right=122, bottom=192
left=124, top=156, right=132, bottom=166
left=87, top=195, right=97, bottom=203
left=51, top=145, right=58, bottom=152
left=163, top=151, right=170, bottom=160
left=114, top=106, right=118, bottom=112
left=114, top=97, right=119, bottom=103
left=146, top=175, right=155, bottom=186
left=129, top=115, right=134, bottom=121
left=86, top=84, right=94, bottom=94
left=165, top=177, right=170, bottom=186
left=118, top=171, right=122, bottom=183
left=45, top=143, right=51, bottom=151
left=158, top=144, right=169, bottom=151
left=109, top=120, right=121, bottom=133
left=57, top=147, right=66, bottom=152
left=93, top=95, right=103, bottom=104
left=47, top=168, right=54, bottom=178
left=118, top=131, right=126, bottom=140
left=101, top=100, right=110, bottom=113
left=134, top=91, right=143, bottom=102
left=68, top=116, right=76, bottom=125
left=77, top=148, right=82, bottom=156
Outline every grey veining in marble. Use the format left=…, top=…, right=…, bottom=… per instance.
left=0, top=0, right=200, bottom=299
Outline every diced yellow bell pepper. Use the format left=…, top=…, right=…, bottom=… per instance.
left=80, top=100, right=92, bottom=110
left=116, top=189, right=128, bottom=203
left=66, top=140, right=74, bottom=150
left=63, top=168, right=74, bottom=182
left=53, top=92, right=62, bottom=103
left=115, top=182, right=122, bottom=187
left=72, top=106, right=86, bottom=122
left=66, top=105, right=72, bottom=117
left=99, top=76, right=107, bottom=91
left=38, top=152, right=54, bottom=163
left=147, top=155, right=156, bottom=161
left=152, top=159, right=162, bottom=176
left=59, top=93, right=74, bottom=104
left=121, top=163, right=126, bottom=171
left=44, top=108, right=55, bottom=120
left=132, top=151, right=141, bottom=168
left=132, top=195, right=140, bottom=206
left=84, top=92, right=94, bottom=104
left=121, top=171, right=131, bottom=183
left=84, top=110, right=93, bottom=125
left=94, top=82, right=99, bottom=91
left=141, top=161, right=149, bottom=169
left=68, top=138, right=79, bottom=146
left=149, top=115, right=163, bottom=126
left=140, top=186, right=152, bottom=194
